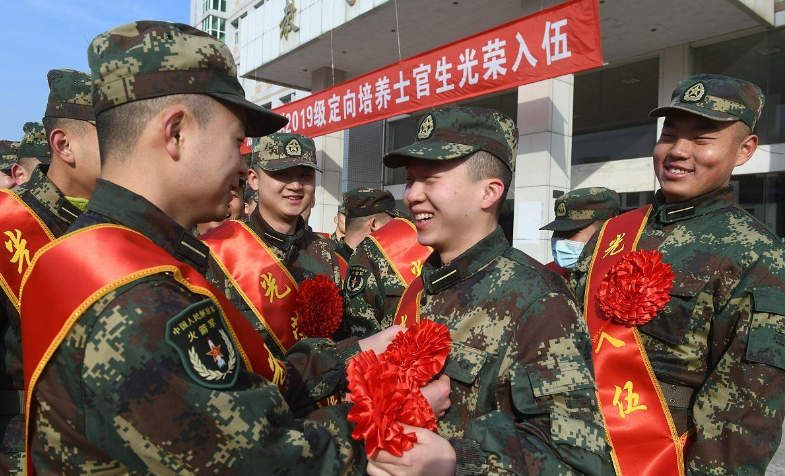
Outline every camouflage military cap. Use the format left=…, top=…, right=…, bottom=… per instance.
left=0, top=140, right=18, bottom=171
left=44, top=69, right=95, bottom=123
left=17, top=122, right=51, bottom=164
left=88, top=21, right=287, bottom=136
left=338, top=198, right=347, bottom=215
left=540, top=187, right=620, bottom=232
left=649, top=74, right=764, bottom=130
left=343, top=187, right=404, bottom=219
left=383, top=107, right=518, bottom=171
left=252, top=133, right=321, bottom=172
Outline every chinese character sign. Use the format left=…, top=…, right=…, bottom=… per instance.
left=272, top=0, right=602, bottom=138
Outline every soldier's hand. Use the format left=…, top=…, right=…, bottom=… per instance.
left=420, top=374, right=451, bottom=418
left=358, top=325, right=406, bottom=354
left=367, top=424, right=456, bottom=476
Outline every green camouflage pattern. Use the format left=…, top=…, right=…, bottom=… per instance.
left=541, top=187, right=620, bottom=232
left=383, top=107, right=518, bottom=172
left=338, top=198, right=346, bottom=215
left=44, top=69, right=95, bottom=122
left=342, top=187, right=402, bottom=219
left=345, top=227, right=609, bottom=474
left=0, top=141, right=18, bottom=172
left=17, top=122, right=50, bottom=163
left=570, top=186, right=785, bottom=475
left=1, top=167, right=84, bottom=474
left=205, top=210, right=345, bottom=361
left=87, top=21, right=286, bottom=136
left=650, top=74, right=764, bottom=130
left=29, top=180, right=365, bottom=474
left=252, top=133, right=320, bottom=172
left=333, top=238, right=354, bottom=263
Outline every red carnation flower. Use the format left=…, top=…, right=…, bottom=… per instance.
left=346, top=351, right=417, bottom=457
left=398, top=377, right=438, bottom=431
left=597, top=249, right=674, bottom=326
left=295, top=274, right=343, bottom=339
left=384, top=319, right=451, bottom=386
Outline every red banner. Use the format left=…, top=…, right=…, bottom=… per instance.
left=269, top=0, right=602, bottom=138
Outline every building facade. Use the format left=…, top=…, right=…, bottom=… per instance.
left=191, top=0, right=785, bottom=262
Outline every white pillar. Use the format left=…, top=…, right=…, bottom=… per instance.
left=512, top=75, right=574, bottom=263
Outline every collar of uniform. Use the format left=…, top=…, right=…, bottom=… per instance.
left=653, top=186, right=735, bottom=225
left=86, top=180, right=210, bottom=273
left=249, top=208, right=306, bottom=251
left=335, top=239, right=354, bottom=261
left=25, top=166, right=83, bottom=225
left=422, top=226, right=509, bottom=295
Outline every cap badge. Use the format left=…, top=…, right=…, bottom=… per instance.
left=682, top=82, right=705, bottom=103
left=285, top=139, right=302, bottom=157
left=556, top=202, right=567, bottom=217
left=417, top=115, right=434, bottom=140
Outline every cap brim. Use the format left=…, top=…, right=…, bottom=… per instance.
left=649, top=104, right=739, bottom=123
left=385, top=209, right=406, bottom=219
left=540, top=218, right=596, bottom=232
left=209, top=92, right=288, bottom=137
left=383, top=140, right=479, bottom=168
left=257, top=158, right=322, bottom=173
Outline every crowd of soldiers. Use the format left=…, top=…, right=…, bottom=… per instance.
left=1, top=18, right=784, bottom=476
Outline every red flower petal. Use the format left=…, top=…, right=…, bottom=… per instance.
left=295, top=274, right=343, bottom=339
left=385, top=320, right=451, bottom=386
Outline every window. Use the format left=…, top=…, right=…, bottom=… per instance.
left=572, top=57, right=660, bottom=165
left=279, top=94, right=294, bottom=104
left=203, top=0, right=227, bottom=12
left=618, top=191, right=654, bottom=213
left=730, top=172, right=785, bottom=240
left=693, top=28, right=785, bottom=145
left=201, top=15, right=226, bottom=42
left=261, top=102, right=272, bottom=110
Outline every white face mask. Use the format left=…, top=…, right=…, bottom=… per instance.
left=551, top=238, right=585, bottom=269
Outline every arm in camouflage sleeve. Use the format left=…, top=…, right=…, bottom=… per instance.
left=686, top=256, right=785, bottom=476
left=80, top=280, right=364, bottom=475
left=340, top=243, right=385, bottom=339
left=449, top=292, right=610, bottom=476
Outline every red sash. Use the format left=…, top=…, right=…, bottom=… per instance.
left=316, top=231, right=330, bottom=238
left=584, top=206, right=691, bottom=476
left=336, top=253, right=348, bottom=281
left=20, top=225, right=284, bottom=475
left=545, top=261, right=570, bottom=280
left=368, top=218, right=432, bottom=287
left=0, top=190, right=55, bottom=310
left=392, top=277, right=425, bottom=328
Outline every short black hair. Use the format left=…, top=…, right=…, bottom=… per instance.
left=96, top=94, right=215, bottom=165
left=464, top=150, right=512, bottom=216
left=42, top=117, right=92, bottom=142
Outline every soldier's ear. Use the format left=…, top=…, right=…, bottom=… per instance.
left=480, top=177, right=505, bottom=214
left=49, top=129, right=74, bottom=165
left=247, top=166, right=260, bottom=192
left=10, top=163, right=26, bottom=185
left=161, top=107, right=186, bottom=161
left=735, top=133, right=758, bottom=168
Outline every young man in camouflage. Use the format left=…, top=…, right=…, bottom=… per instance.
left=0, top=141, right=18, bottom=189
left=365, top=107, right=608, bottom=476
left=10, top=123, right=50, bottom=186
left=540, top=187, right=619, bottom=280
left=571, top=74, right=785, bottom=475
left=334, top=187, right=402, bottom=261
left=0, top=68, right=99, bottom=475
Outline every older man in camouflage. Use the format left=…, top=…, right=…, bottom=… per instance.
left=540, top=187, right=619, bottom=280
left=0, top=68, right=99, bottom=475
left=10, top=123, right=50, bottom=186
left=571, top=74, right=785, bottom=475
left=361, top=107, right=608, bottom=476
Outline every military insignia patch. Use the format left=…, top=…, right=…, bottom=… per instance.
left=556, top=202, right=567, bottom=217
left=285, top=139, right=302, bottom=156
left=417, top=114, right=434, bottom=140
left=165, top=299, right=239, bottom=389
left=345, top=265, right=369, bottom=296
left=682, top=82, right=705, bottom=103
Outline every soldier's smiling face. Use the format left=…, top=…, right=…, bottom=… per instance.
left=255, top=165, right=316, bottom=222
left=653, top=110, right=757, bottom=203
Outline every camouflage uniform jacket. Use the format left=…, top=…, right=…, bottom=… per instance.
left=570, top=187, right=785, bottom=476
left=206, top=210, right=345, bottom=360
left=0, top=167, right=82, bottom=473
left=356, top=227, right=607, bottom=475
left=340, top=237, right=408, bottom=339
left=333, top=239, right=353, bottom=263
left=30, top=180, right=364, bottom=475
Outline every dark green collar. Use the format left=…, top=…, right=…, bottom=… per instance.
left=422, top=226, right=509, bottom=294
left=335, top=239, right=354, bottom=261
left=249, top=208, right=306, bottom=252
left=652, top=186, right=735, bottom=225
left=25, top=166, right=83, bottom=225
left=86, top=180, right=209, bottom=273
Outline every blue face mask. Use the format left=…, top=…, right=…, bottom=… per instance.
left=551, top=238, right=585, bottom=270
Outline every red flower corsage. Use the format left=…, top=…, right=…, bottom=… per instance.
left=295, top=274, right=343, bottom=338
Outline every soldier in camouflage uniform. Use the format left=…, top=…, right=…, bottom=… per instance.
left=205, top=132, right=346, bottom=359
left=0, top=141, right=18, bottom=190
left=0, top=69, right=99, bottom=475
left=364, top=107, right=608, bottom=476
left=10, top=123, right=50, bottom=186
left=24, top=22, right=453, bottom=475
left=571, top=74, right=785, bottom=475
left=540, top=187, right=619, bottom=280
left=334, top=187, right=402, bottom=261
left=331, top=200, right=347, bottom=244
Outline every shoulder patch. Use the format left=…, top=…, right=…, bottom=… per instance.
left=345, top=265, right=370, bottom=296
left=165, top=299, right=240, bottom=390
